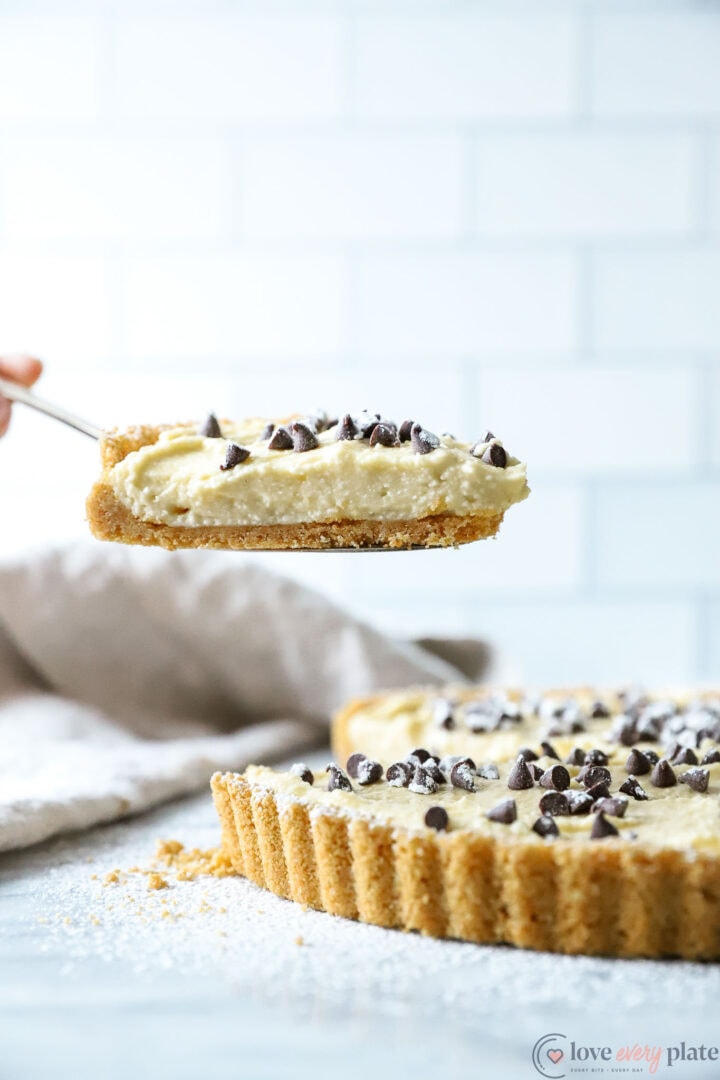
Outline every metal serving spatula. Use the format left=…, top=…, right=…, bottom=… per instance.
left=0, top=374, right=104, bottom=440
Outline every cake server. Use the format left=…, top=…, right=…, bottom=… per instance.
left=0, top=375, right=104, bottom=440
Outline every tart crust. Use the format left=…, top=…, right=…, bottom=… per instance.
left=86, top=424, right=507, bottom=550
left=211, top=769, right=720, bottom=959
left=214, top=685, right=720, bottom=959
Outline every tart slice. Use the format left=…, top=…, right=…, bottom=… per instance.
left=212, top=742, right=720, bottom=959
left=86, top=411, right=529, bottom=550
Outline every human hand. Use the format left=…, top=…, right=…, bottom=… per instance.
left=0, top=356, right=43, bottom=437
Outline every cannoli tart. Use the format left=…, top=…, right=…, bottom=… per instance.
left=212, top=686, right=720, bottom=959
left=86, top=411, right=529, bottom=550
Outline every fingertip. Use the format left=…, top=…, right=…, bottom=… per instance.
left=0, top=396, right=11, bottom=437
left=25, top=356, right=44, bottom=386
left=0, top=354, right=44, bottom=387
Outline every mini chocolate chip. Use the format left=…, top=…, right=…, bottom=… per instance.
left=540, top=741, right=561, bottom=760
left=617, top=724, right=639, bottom=747
left=358, top=412, right=381, bottom=438
left=260, top=422, right=275, bottom=441
left=538, top=791, right=570, bottom=816
left=409, top=765, right=438, bottom=795
left=678, top=767, right=710, bottom=793
left=567, top=790, right=594, bottom=815
left=507, top=755, right=535, bottom=791
left=424, top=762, right=446, bottom=785
left=591, top=701, right=611, bottom=719
left=439, top=755, right=464, bottom=778
left=326, top=764, right=352, bottom=792
left=477, top=762, right=500, bottom=780
left=310, top=410, right=336, bottom=433
left=592, top=796, right=628, bottom=818
left=533, top=815, right=559, bottom=838
left=408, top=747, right=431, bottom=764
left=481, top=430, right=495, bottom=443
left=481, top=442, right=507, bottom=468
left=579, top=765, right=612, bottom=789
left=290, top=762, right=314, bottom=785
left=291, top=421, right=319, bottom=452
left=539, top=764, right=571, bottom=791
left=517, top=747, right=539, bottom=762
left=369, top=422, right=399, bottom=447
left=701, top=748, right=720, bottom=765
left=650, top=759, right=677, bottom=788
left=424, top=806, right=449, bottom=832
left=591, top=811, right=619, bottom=840
left=486, top=798, right=517, bottom=825
left=410, top=422, right=440, bottom=455
left=619, top=776, right=649, bottom=801
left=432, top=699, right=455, bottom=730
left=386, top=762, right=412, bottom=787
left=565, top=748, right=586, bottom=767
left=528, top=762, right=545, bottom=781
left=199, top=413, right=222, bottom=438
left=585, top=780, right=612, bottom=802
left=356, top=758, right=384, bottom=786
left=220, top=442, right=250, bottom=470
left=644, top=749, right=661, bottom=765
left=671, top=746, right=698, bottom=766
left=625, top=748, right=652, bottom=775
left=336, top=414, right=358, bottom=441
left=268, top=425, right=293, bottom=450
left=665, top=740, right=682, bottom=763
left=585, top=748, right=609, bottom=767
left=346, top=752, right=366, bottom=779
left=450, top=760, right=476, bottom=792
left=398, top=419, right=415, bottom=442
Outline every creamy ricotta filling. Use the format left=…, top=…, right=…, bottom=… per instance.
left=241, top=760, right=720, bottom=853
left=108, top=419, right=530, bottom=527
left=342, top=687, right=718, bottom=768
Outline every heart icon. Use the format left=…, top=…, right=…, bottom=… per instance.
left=548, top=1049, right=564, bottom=1064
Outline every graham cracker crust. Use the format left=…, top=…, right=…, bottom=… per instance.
left=211, top=771, right=720, bottom=960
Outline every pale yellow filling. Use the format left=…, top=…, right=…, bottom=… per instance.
left=342, top=686, right=714, bottom=766
left=242, top=760, right=720, bottom=855
left=108, top=419, right=530, bottom=527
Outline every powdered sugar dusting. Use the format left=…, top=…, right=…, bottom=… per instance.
left=12, top=787, right=720, bottom=1028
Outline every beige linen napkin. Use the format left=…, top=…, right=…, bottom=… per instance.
left=0, top=542, right=497, bottom=853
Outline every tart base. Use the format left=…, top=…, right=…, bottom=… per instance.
left=211, top=771, right=720, bottom=960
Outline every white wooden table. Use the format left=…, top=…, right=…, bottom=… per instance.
left=2, top=785, right=719, bottom=1080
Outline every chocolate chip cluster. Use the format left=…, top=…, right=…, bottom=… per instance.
left=289, top=726, right=716, bottom=842
left=199, top=410, right=512, bottom=470
left=607, top=691, right=720, bottom=751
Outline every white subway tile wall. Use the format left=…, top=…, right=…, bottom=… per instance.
left=1, top=1, right=718, bottom=686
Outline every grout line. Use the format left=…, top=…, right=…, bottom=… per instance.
left=341, top=11, right=357, bottom=125
left=695, top=593, right=712, bottom=681
left=464, top=358, right=481, bottom=440
left=576, top=245, right=594, bottom=358
left=582, top=478, right=598, bottom=599
left=3, top=235, right=719, bottom=258
left=576, top=9, right=594, bottom=121
left=694, top=126, right=716, bottom=242
left=4, top=119, right=720, bottom=141
left=339, top=246, right=357, bottom=366
left=461, top=131, right=477, bottom=244
left=695, top=359, right=715, bottom=471
left=98, top=11, right=117, bottom=131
